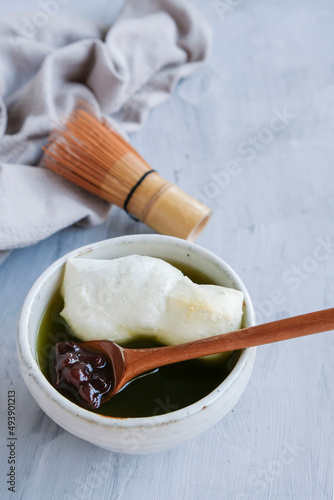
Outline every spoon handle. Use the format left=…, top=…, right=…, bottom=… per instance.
left=124, top=308, right=334, bottom=376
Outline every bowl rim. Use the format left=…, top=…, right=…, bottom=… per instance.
left=17, top=234, right=256, bottom=428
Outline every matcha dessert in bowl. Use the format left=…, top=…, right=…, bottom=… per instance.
left=17, top=234, right=256, bottom=454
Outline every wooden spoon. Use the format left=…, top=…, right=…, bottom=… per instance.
left=81, top=307, right=334, bottom=404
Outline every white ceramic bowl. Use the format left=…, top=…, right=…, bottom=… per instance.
left=17, top=235, right=256, bottom=454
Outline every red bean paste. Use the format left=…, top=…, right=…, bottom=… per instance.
left=50, top=341, right=113, bottom=409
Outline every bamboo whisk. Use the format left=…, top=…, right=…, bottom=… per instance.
left=43, top=107, right=211, bottom=241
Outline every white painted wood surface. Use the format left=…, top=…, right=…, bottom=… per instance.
left=1, top=0, right=334, bottom=498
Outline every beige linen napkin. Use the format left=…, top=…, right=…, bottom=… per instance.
left=0, top=0, right=211, bottom=260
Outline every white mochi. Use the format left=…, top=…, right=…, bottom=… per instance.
left=60, top=255, right=244, bottom=345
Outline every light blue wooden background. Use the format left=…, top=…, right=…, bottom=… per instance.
left=0, top=1, right=333, bottom=499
